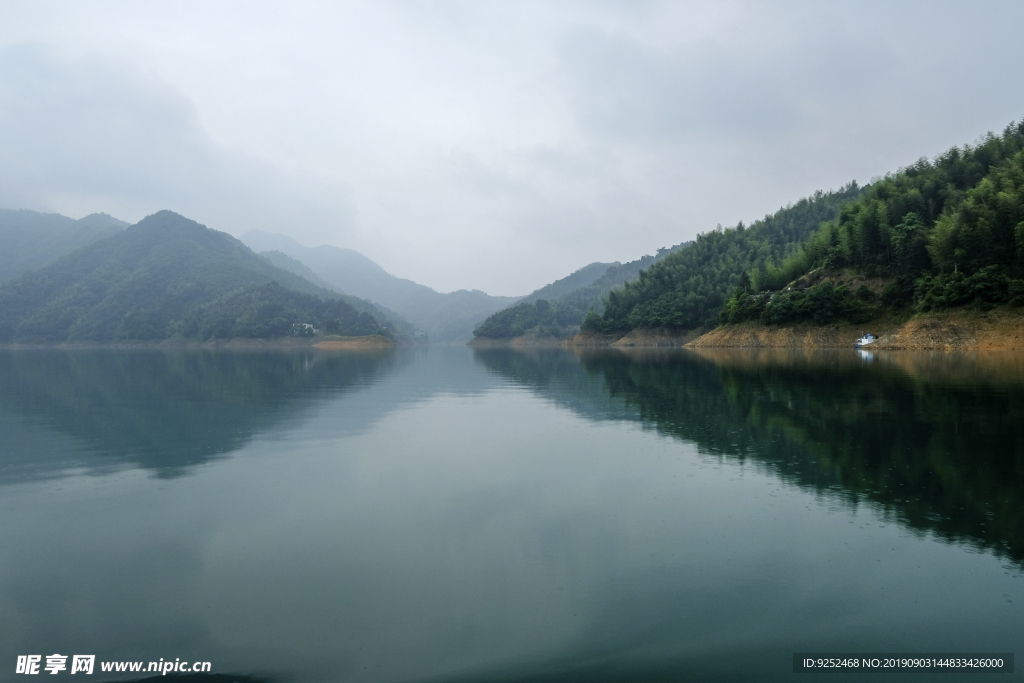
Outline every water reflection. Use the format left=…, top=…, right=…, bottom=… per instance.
left=474, top=348, right=1024, bottom=568
left=1, top=347, right=1020, bottom=682
left=0, top=349, right=399, bottom=481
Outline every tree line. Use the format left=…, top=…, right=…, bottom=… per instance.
left=582, top=183, right=865, bottom=333
left=0, top=211, right=402, bottom=343
left=473, top=245, right=688, bottom=339
left=718, top=119, right=1024, bottom=326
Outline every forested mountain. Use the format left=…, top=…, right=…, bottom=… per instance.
left=714, top=119, right=1024, bottom=327
left=0, top=211, right=402, bottom=343
left=260, top=249, right=338, bottom=291
left=259, top=249, right=417, bottom=338
left=0, top=209, right=129, bottom=283
left=241, top=231, right=518, bottom=343
left=522, top=261, right=617, bottom=303
left=473, top=244, right=688, bottom=339
left=583, top=184, right=866, bottom=333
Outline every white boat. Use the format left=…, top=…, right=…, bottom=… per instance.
left=854, top=333, right=877, bottom=348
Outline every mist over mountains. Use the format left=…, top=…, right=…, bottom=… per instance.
left=0, top=207, right=526, bottom=345
left=241, top=231, right=519, bottom=343
left=471, top=243, right=690, bottom=340
left=0, top=209, right=129, bottom=283
left=0, top=211, right=408, bottom=343
left=3, top=116, right=1020, bottom=349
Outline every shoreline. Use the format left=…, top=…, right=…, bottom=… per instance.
left=467, top=332, right=565, bottom=348
left=553, top=307, right=1024, bottom=351
left=0, top=334, right=396, bottom=351
left=688, top=308, right=1024, bottom=351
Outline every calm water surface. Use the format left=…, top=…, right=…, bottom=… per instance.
left=0, top=347, right=1021, bottom=682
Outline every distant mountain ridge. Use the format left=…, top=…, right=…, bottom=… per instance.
left=0, top=211, right=406, bottom=343
left=471, top=243, right=690, bottom=340
left=0, top=209, right=129, bottom=283
left=241, top=231, right=519, bottom=343
left=518, top=261, right=618, bottom=304
left=585, top=184, right=867, bottom=334
left=259, top=249, right=417, bottom=338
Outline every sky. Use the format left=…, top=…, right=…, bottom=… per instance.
left=0, top=1, right=1022, bottom=296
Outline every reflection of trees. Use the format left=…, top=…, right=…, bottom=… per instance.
left=0, top=349, right=397, bottom=478
left=472, top=348, right=640, bottom=422
left=477, top=347, right=1024, bottom=567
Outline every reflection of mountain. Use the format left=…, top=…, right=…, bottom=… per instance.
left=474, top=347, right=1024, bottom=567
left=0, top=350, right=399, bottom=480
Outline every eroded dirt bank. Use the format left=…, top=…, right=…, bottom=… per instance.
left=559, top=308, right=1024, bottom=351
left=691, top=308, right=1024, bottom=350
left=467, top=332, right=564, bottom=348
left=689, top=309, right=1024, bottom=350
left=558, top=328, right=704, bottom=348
left=311, top=335, right=395, bottom=350
left=559, top=332, right=622, bottom=348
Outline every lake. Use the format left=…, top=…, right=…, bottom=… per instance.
left=0, top=346, right=1021, bottom=682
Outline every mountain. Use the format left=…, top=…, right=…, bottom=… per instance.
left=259, top=250, right=418, bottom=338
left=584, top=183, right=867, bottom=334
left=0, top=209, right=129, bottom=283
left=259, top=249, right=338, bottom=291
left=471, top=243, right=689, bottom=340
left=522, top=261, right=618, bottom=303
left=716, top=118, right=1024, bottom=327
left=0, top=210, right=404, bottom=343
left=240, top=231, right=519, bottom=343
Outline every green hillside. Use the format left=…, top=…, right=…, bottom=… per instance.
left=472, top=244, right=687, bottom=339
left=259, top=249, right=419, bottom=339
left=0, top=210, right=401, bottom=343
left=522, top=261, right=617, bottom=303
left=579, top=184, right=866, bottom=334
left=0, top=209, right=128, bottom=282
left=718, top=118, right=1024, bottom=327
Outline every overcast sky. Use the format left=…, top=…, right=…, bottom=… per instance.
left=0, top=1, right=1022, bottom=295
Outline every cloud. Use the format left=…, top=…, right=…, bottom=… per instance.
left=0, top=2, right=1022, bottom=295
left=0, top=44, right=357, bottom=248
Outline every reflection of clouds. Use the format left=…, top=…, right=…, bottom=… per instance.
left=0, top=348, right=499, bottom=485
left=0, top=349, right=405, bottom=481
left=0, top=348, right=1021, bottom=682
left=487, top=348, right=1024, bottom=571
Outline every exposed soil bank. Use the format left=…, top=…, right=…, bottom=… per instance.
left=467, top=332, right=564, bottom=348
left=313, top=335, right=395, bottom=350
left=556, top=307, right=1024, bottom=351
left=689, top=307, right=1024, bottom=350
left=0, top=334, right=396, bottom=351
left=610, top=327, right=705, bottom=348
left=688, top=321, right=887, bottom=349
left=559, top=332, right=622, bottom=347
left=560, top=328, right=703, bottom=348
